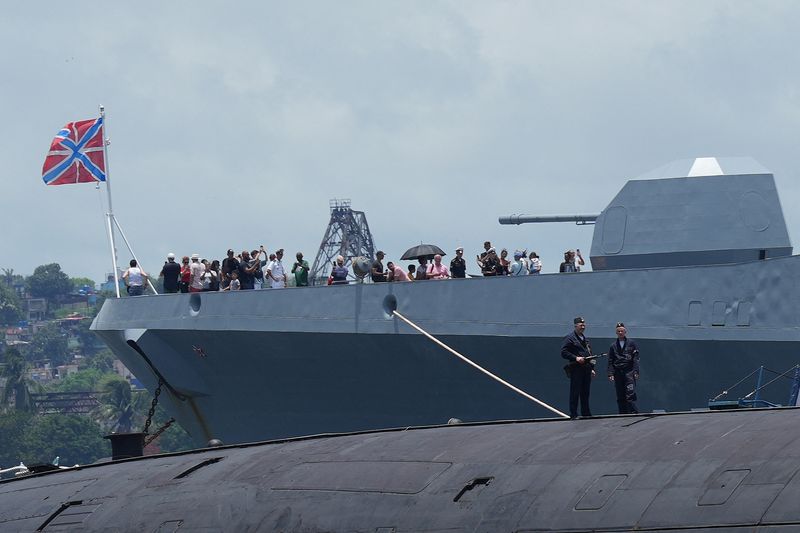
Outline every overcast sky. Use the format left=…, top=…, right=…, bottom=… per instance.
left=2, top=1, right=800, bottom=283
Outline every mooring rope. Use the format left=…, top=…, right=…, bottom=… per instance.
left=743, top=365, right=800, bottom=400
left=392, top=310, right=569, bottom=418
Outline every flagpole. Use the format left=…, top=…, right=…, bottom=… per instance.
left=111, top=217, right=159, bottom=295
left=99, top=105, right=121, bottom=298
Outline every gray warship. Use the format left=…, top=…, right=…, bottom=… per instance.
left=91, top=156, right=800, bottom=446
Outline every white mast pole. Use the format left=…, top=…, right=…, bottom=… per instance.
left=99, top=105, right=121, bottom=298
left=111, top=217, right=159, bottom=294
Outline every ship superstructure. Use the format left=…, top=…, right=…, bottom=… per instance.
left=92, top=157, right=800, bottom=445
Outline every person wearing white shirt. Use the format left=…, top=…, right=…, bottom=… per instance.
left=267, top=249, right=287, bottom=288
left=529, top=252, right=542, bottom=274
left=189, top=254, right=205, bottom=292
left=122, top=259, right=148, bottom=296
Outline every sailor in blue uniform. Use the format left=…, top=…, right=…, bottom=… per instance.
left=561, top=316, right=595, bottom=419
left=607, top=322, right=640, bottom=414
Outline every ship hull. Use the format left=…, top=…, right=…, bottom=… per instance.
left=92, top=255, right=800, bottom=445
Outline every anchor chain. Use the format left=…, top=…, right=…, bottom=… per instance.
left=144, top=417, right=176, bottom=447
left=142, top=377, right=165, bottom=435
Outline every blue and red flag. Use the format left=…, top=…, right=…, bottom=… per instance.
left=42, top=117, right=106, bottom=185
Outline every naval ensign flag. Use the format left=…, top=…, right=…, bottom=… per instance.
left=41, top=117, right=106, bottom=185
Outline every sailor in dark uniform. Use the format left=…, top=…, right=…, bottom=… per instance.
left=607, top=322, right=640, bottom=414
left=561, top=316, right=595, bottom=419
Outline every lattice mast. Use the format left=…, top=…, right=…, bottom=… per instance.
left=310, top=199, right=376, bottom=285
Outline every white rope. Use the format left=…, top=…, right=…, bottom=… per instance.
left=393, top=311, right=569, bottom=419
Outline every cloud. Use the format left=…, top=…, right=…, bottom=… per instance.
left=2, top=2, right=800, bottom=283
left=164, top=37, right=278, bottom=96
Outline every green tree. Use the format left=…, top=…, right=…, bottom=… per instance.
left=95, top=376, right=147, bottom=433
left=83, top=349, right=115, bottom=373
left=0, top=268, right=23, bottom=289
left=1, top=268, right=13, bottom=286
left=70, top=277, right=96, bottom=292
left=0, top=283, right=22, bottom=325
left=0, top=411, right=34, bottom=471
left=51, top=367, right=107, bottom=392
left=27, top=322, right=70, bottom=366
left=26, top=263, right=72, bottom=300
left=23, top=414, right=107, bottom=466
left=1, top=348, right=38, bottom=412
left=71, top=318, right=103, bottom=358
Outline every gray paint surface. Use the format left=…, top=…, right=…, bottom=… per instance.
left=589, top=159, right=791, bottom=270
left=2, top=409, right=800, bottom=532
left=91, top=158, right=800, bottom=445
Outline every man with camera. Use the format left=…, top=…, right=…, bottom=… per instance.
left=159, top=252, right=181, bottom=293
left=371, top=251, right=387, bottom=282
left=559, top=249, right=585, bottom=273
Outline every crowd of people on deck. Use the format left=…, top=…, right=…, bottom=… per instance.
left=370, top=242, right=585, bottom=282
left=120, top=242, right=586, bottom=295
left=121, top=247, right=309, bottom=295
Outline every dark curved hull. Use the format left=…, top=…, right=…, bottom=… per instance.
left=4, top=409, right=800, bottom=531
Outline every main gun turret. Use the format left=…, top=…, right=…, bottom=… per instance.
left=497, top=157, right=792, bottom=271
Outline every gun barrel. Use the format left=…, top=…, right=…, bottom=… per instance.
left=498, top=214, right=599, bottom=225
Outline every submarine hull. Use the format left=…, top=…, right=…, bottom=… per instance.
left=3, top=409, right=800, bottom=532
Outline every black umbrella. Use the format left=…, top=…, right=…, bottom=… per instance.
left=400, top=244, right=447, bottom=261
